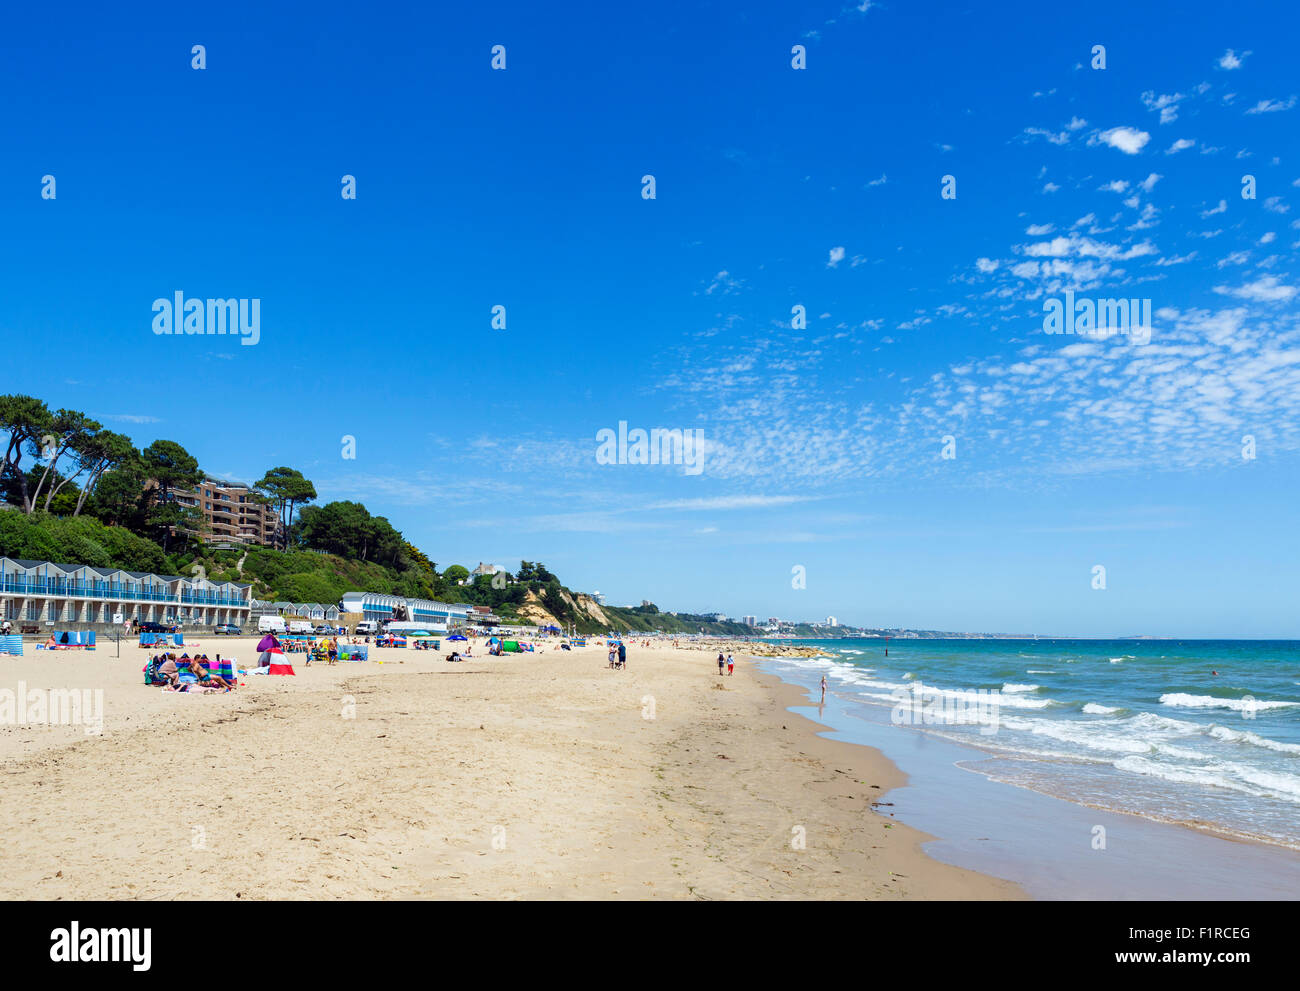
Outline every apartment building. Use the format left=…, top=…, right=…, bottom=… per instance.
left=169, top=478, right=284, bottom=548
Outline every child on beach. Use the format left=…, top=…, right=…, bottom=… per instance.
left=727, top=654, right=734, bottom=676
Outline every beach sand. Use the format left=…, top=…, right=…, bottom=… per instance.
left=0, top=637, right=1021, bottom=899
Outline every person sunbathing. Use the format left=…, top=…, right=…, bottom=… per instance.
left=190, top=657, right=235, bottom=691
left=157, top=655, right=180, bottom=687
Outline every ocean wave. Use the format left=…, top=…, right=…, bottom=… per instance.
left=1159, top=693, right=1300, bottom=712
left=1026, top=669, right=1056, bottom=675
left=1209, top=725, right=1300, bottom=755
left=1082, top=702, right=1122, bottom=715
left=1128, top=711, right=1204, bottom=734
left=1115, top=757, right=1300, bottom=803
left=1000, top=715, right=1156, bottom=754
left=1001, top=683, right=1039, bottom=693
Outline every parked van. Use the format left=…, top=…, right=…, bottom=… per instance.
left=288, top=620, right=312, bottom=634
left=355, top=621, right=380, bottom=635
left=258, top=615, right=287, bottom=634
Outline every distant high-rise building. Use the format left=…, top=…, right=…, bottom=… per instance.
left=741, top=615, right=757, bottom=626
left=826, top=616, right=838, bottom=627
left=767, top=616, right=779, bottom=626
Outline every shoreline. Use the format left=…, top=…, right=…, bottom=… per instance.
left=755, top=654, right=1300, bottom=899
left=743, top=657, right=1025, bottom=898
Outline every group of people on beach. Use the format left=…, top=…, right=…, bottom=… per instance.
left=717, top=652, right=735, bottom=676
left=303, top=636, right=339, bottom=666
left=608, top=641, right=627, bottom=669
left=145, top=652, right=237, bottom=692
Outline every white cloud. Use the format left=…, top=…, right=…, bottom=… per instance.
left=866, top=173, right=887, bottom=186
left=1213, top=275, right=1296, bottom=303
left=1024, top=126, right=1070, bottom=146
left=827, top=246, right=846, bottom=268
left=648, top=495, right=815, bottom=511
left=1139, top=172, right=1162, bottom=192
left=1141, top=91, right=1185, bottom=124
left=1200, top=200, right=1227, bottom=218
left=1025, top=223, right=1054, bottom=236
left=1218, top=49, right=1250, bottom=70
left=975, top=257, right=999, bottom=273
left=1246, top=96, right=1297, bottom=114
left=1093, top=126, right=1151, bottom=154
left=102, top=413, right=161, bottom=424
left=1165, top=138, right=1195, bottom=154
left=704, top=270, right=742, bottom=295
left=1099, top=179, right=1130, bottom=193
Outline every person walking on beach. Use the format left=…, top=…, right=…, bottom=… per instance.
left=726, top=653, right=734, bottom=676
left=618, top=640, right=626, bottom=670
left=717, top=652, right=725, bottom=676
left=820, top=675, right=827, bottom=703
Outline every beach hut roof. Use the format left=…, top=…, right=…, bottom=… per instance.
left=12, top=559, right=77, bottom=573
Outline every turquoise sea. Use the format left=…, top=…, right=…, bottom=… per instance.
left=760, top=639, right=1300, bottom=850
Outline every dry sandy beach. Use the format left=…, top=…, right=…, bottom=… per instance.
left=0, top=636, right=1020, bottom=899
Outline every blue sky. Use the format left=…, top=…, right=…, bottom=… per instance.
left=3, top=0, right=1299, bottom=636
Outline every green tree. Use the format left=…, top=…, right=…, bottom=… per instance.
left=30, top=409, right=101, bottom=512
left=71, top=429, right=135, bottom=516
left=90, top=454, right=149, bottom=529
left=0, top=394, right=54, bottom=512
left=142, top=440, right=203, bottom=502
left=255, top=467, right=317, bottom=549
